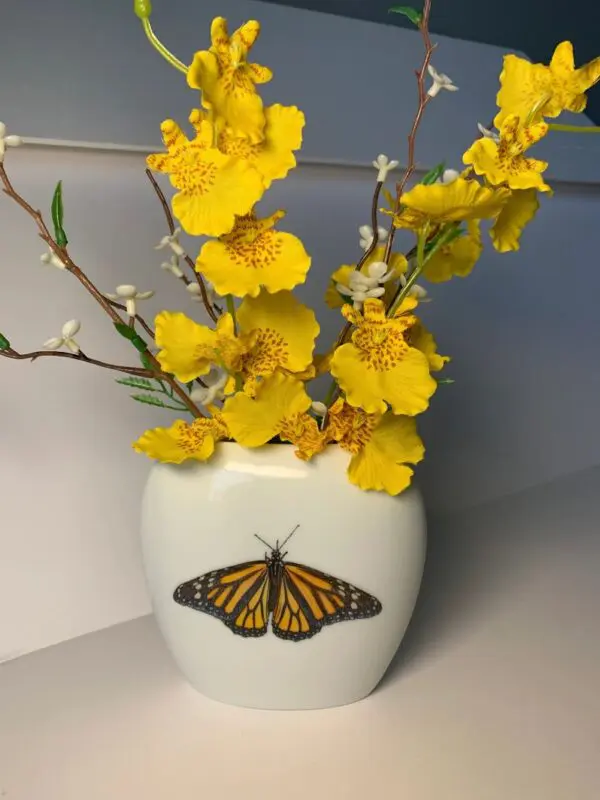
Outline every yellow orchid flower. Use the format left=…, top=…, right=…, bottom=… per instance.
left=222, top=372, right=311, bottom=448
left=196, top=210, right=311, bottom=298
left=495, top=42, right=600, bottom=127
left=216, top=104, right=305, bottom=188
left=132, top=414, right=228, bottom=464
left=187, top=17, right=272, bottom=143
left=408, top=322, right=450, bottom=372
left=155, top=311, right=247, bottom=383
left=325, top=246, right=407, bottom=309
left=330, top=298, right=436, bottom=416
left=387, top=178, right=510, bottom=229
left=490, top=189, right=540, bottom=252
left=147, top=117, right=264, bottom=237
left=422, top=220, right=483, bottom=282
left=326, top=399, right=425, bottom=495
left=463, top=114, right=551, bottom=192
left=237, top=290, right=320, bottom=381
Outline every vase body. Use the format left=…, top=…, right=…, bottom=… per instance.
left=141, top=443, right=426, bottom=710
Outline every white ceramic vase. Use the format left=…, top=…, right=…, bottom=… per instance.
left=141, top=443, right=426, bottom=710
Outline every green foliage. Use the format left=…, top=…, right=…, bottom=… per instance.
left=139, top=352, right=154, bottom=371
left=113, top=322, right=147, bottom=353
left=51, top=181, right=68, bottom=247
left=130, top=393, right=187, bottom=411
left=0, top=333, right=10, bottom=350
left=421, top=162, right=446, bottom=185
left=115, top=376, right=161, bottom=392
left=388, top=5, right=423, bottom=26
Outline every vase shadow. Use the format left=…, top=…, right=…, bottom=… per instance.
left=376, top=466, right=600, bottom=692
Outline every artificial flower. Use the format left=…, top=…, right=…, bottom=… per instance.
left=40, top=249, right=66, bottom=270
left=477, top=123, right=500, bottom=143
left=463, top=114, right=551, bottom=192
left=43, top=319, right=81, bottom=354
left=185, top=280, right=217, bottom=306
left=222, top=371, right=311, bottom=448
left=214, top=104, right=305, bottom=188
left=422, top=220, right=483, bottom=282
left=372, top=154, right=399, bottom=182
left=426, top=65, right=458, bottom=97
left=196, top=210, right=311, bottom=298
left=160, top=255, right=184, bottom=279
left=330, top=297, right=436, bottom=415
left=326, top=399, right=425, bottom=495
left=408, top=322, right=449, bottom=372
left=155, top=227, right=186, bottom=258
left=187, top=17, right=272, bottom=142
left=104, top=284, right=154, bottom=317
left=155, top=311, right=246, bottom=382
left=388, top=177, right=510, bottom=229
left=0, top=121, right=22, bottom=163
left=147, top=118, right=264, bottom=237
left=237, top=290, right=319, bottom=380
left=436, top=168, right=460, bottom=184
left=495, top=42, right=600, bottom=127
left=279, top=412, right=328, bottom=461
left=336, top=260, right=396, bottom=310
left=359, top=224, right=388, bottom=251
left=325, top=246, right=407, bottom=309
left=132, top=415, right=228, bottom=464
left=190, top=367, right=234, bottom=406
left=489, top=189, right=540, bottom=252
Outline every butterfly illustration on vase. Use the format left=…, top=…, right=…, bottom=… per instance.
left=173, top=525, right=382, bottom=641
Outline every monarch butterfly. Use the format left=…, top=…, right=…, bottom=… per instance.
left=173, top=525, right=382, bottom=641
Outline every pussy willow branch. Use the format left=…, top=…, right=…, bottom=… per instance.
left=383, top=0, right=436, bottom=264
left=145, top=168, right=219, bottom=323
left=0, top=162, right=204, bottom=418
left=1, top=347, right=154, bottom=378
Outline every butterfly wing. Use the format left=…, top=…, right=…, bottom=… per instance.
left=173, top=560, right=270, bottom=638
left=272, top=562, right=382, bottom=641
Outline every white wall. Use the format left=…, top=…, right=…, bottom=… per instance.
left=1, top=0, right=600, bottom=661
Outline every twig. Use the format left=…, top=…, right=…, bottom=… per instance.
left=1, top=347, right=154, bottom=378
left=145, top=168, right=219, bottom=323
left=0, top=162, right=204, bottom=418
left=383, top=0, right=436, bottom=263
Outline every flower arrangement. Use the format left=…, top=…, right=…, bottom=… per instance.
left=1, top=1, right=599, bottom=495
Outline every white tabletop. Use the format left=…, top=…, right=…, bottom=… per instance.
left=1, top=467, right=599, bottom=800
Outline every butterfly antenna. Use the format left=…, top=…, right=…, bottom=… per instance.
left=254, top=533, right=274, bottom=551
left=279, top=524, right=300, bottom=549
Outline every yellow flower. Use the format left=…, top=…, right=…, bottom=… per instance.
left=155, top=311, right=246, bottom=383
left=196, top=210, right=311, bottom=298
left=463, top=114, right=551, bottom=193
left=490, top=189, right=540, bottom=253
left=217, top=104, right=305, bottom=188
left=408, top=322, right=449, bottom=372
left=133, top=415, right=228, bottom=464
left=237, top=290, right=319, bottom=380
left=279, top=412, right=328, bottom=461
left=388, top=178, right=510, bottom=229
left=187, top=17, right=272, bottom=143
left=330, top=298, right=436, bottom=415
left=222, top=371, right=311, bottom=447
left=326, top=399, right=425, bottom=495
left=147, top=117, right=264, bottom=237
left=495, top=42, right=600, bottom=127
left=422, top=220, right=483, bottom=282
left=325, top=247, right=407, bottom=309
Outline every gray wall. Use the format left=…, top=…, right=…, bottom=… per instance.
left=0, top=0, right=599, bottom=659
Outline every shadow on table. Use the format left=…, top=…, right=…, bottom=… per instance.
left=376, top=466, right=600, bottom=691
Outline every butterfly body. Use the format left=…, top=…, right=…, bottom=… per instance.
left=173, top=530, right=382, bottom=642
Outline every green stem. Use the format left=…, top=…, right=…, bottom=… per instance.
left=547, top=123, right=600, bottom=134
left=141, top=18, right=188, bottom=74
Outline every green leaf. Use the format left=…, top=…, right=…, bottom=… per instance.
left=0, top=332, right=11, bottom=350
left=114, top=322, right=138, bottom=341
left=421, top=162, right=446, bottom=185
left=139, top=352, right=154, bottom=371
left=388, top=5, right=422, bottom=25
left=131, top=393, right=187, bottom=412
left=115, top=376, right=160, bottom=391
left=51, top=181, right=68, bottom=247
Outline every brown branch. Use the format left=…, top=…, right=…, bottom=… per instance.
left=0, top=162, right=205, bottom=418
left=1, top=347, right=154, bottom=378
left=145, top=168, right=219, bottom=323
left=384, top=0, right=436, bottom=263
